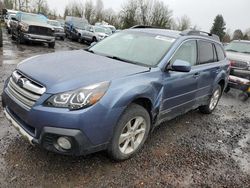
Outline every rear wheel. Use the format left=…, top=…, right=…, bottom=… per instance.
left=92, top=37, right=97, bottom=42
left=48, top=42, right=55, bottom=48
left=199, top=85, right=222, bottom=114
left=108, top=104, right=151, bottom=161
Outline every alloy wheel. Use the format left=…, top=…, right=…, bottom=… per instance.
left=118, top=116, right=146, bottom=155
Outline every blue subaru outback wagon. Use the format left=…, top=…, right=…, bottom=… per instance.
left=2, top=28, right=230, bottom=160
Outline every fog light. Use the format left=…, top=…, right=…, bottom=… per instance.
left=57, top=137, right=72, bottom=150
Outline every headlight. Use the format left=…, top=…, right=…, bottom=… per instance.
left=45, top=81, right=110, bottom=110
left=20, top=22, right=29, bottom=32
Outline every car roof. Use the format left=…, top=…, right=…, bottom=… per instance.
left=129, top=28, right=181, bottom=38
left=127, top=28, right=222, bottom=44
left=232, top=40, right=250, bottom=43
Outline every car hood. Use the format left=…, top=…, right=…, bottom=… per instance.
left=226, top=51, right=250, bottom=62
left=17, top=50, right=150, bottom=94
left=22, top=20, right=53, bottom=29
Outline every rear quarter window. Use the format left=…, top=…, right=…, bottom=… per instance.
left=215, top=44, right=225, bottom=61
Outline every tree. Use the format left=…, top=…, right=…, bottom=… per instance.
left=176, top=15, right=191, bottom=31
left=84, top=0, right=95, bottom=24
left=3, top=0, right=14, bottom=9
left=149, top=0, right=172, bottom=28
left=95, top=0, right=104, bottom=22
left=233, top=29, right=244, bottom=40
left=223, top=33, right=231, bottom=43
left=243, top=34, right=249, bottom=40
left=210, top=15, right=226, bottom=41
left=120, top=0, right=138, bottom=28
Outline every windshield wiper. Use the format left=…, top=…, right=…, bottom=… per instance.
left=226, top=49, right=239, bottom=52
left=84, top=49, right=95, bottom=54
left=105, top=55, right=141, bottom=65
left=242, top=51, right=250, bottom=54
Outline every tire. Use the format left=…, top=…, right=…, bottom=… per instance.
left=60, top=36, right=65, bottom=41
left=199, top=84, right=222, bottom=114
left=17, top=32, right=25, bottom=44
left=224, top=86, right=230, bottom=93
left=239, top=92, right=249, bottom=102
left=108, top=104, right=151, bottom=161
left=48, top=42, right=55, bottom=48
left=92, top=37, right=97, bottom=42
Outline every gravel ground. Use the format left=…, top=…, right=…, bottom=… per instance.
left=0, top=28, right=250, bottom=187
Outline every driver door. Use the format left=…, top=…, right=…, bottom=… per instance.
left=159, top=40, right=200, bottom=121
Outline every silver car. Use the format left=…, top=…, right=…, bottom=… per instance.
left=48, top=19, right=65, bottom=40
left=225, top=40, right=250, bottom=79
left=80, top=25, right=111, bottom=43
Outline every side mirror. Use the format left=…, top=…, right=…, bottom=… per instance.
left=171, top=59, right=191, bottom=72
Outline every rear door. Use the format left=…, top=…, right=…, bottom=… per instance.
left=195, top=40, right=222, bottom=100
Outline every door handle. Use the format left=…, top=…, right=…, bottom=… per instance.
left=193, top=72, right=200, bottom=78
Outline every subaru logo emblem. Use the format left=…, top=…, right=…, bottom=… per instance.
left=17, top=78, right=24, bottom=88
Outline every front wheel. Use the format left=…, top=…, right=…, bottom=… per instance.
left=199, top=85, right=222, bottom=114
left=108, top=104, right=151, bottom=161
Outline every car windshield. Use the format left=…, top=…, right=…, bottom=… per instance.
left=94, top=26, right=106, bottom=33
left=21, top=13, right=47, bottom=24
left=89, top=31, right=175, bottom=67
left=48, top=20, right=60, bottom=27
left=225, top=41, right=250, bottom=54
left=74, top=21, right=86, bottom=30
left=105, top=28, right=112, bottom=35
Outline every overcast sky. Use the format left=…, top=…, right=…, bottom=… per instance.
left=47, top=0, right=250, bottom=33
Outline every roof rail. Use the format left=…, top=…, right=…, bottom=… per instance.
left=130, top=25, right=155, bottom=29
left=181, top=30, right=220, bottom=41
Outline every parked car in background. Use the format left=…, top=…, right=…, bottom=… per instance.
left=80, top=25, right=111, bottom=43
left=48, top=19, right=65, bottom=40
left=65, top=16, right=88, bottom=41
left=95, top=22, right=116, bottom=33
left=11, top=12, right=55, bottom=48
left=6, top=14, right=16, bottom=34
left=2, top=28, right=229, bottom=161
left=224, top=40, right=250, bottom=100
left=3, top=9, right=18, bottom=24
left=56, top=19, right=65, bottom=27
left=225, top=40, right=250, bottom=80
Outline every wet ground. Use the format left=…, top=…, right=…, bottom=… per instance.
left=0, top=28, right=250, bottom=187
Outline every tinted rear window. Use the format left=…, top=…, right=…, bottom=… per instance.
left=215, top=44, right=225, bottom=61
left=198, top=41, right=214, bottom=64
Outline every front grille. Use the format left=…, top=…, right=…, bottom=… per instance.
left=28, top=26, right=53, bottom=36
left=5, top=71, right=46, bottom=110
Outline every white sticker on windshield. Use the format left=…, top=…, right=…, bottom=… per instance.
left=155, top=36, right=175, bottom=42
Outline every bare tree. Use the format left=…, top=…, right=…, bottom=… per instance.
left=84, top=0, right=95, bottom=24
left=95, top=0, right=104, bottom=22
left=176, top=15, right=191, bottom=31
left=137, top=0, right=152, bottom=25
left=64, top=1, right=84, bottom=18
left=103, top=8, right=119, bottom=27
left=120, top=0, right=138, bottom=28
left=233, top=29, right=244, bottom=40
left=150, top=0, right=172, bottom=28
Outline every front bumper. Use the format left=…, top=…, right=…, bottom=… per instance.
left=23, top=33, right=55, bottom=43
left=1, top=87, right=124, bottom=155
left=3, top=107, right=106, bottom=155
left=54, top=32, right=65, bottom=38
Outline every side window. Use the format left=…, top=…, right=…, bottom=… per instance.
left=170, top=40, right=197, bottom=66
left=198, top=41, right=214, bottom=64
left=215, top=44, right=225, bottom=61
